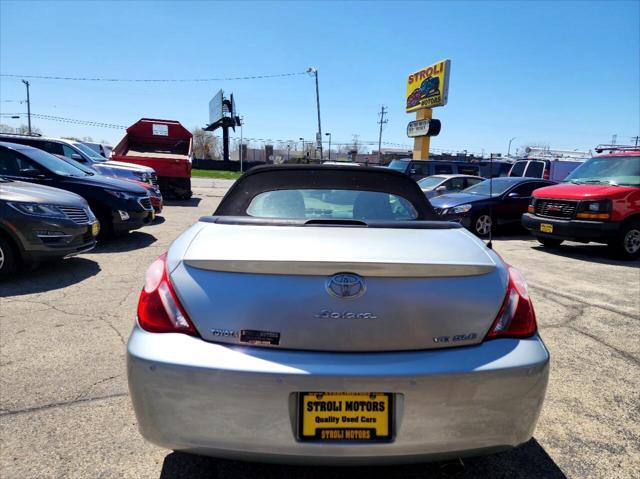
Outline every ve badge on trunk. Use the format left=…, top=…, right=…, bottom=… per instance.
left=299, top=392, right=392, bottom=442
left=540, top=223, right=553, bottom=233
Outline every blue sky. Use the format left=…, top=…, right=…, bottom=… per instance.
left=1, top=0, right=638, bottom=155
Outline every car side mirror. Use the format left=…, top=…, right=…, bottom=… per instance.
left=409, top=169, right=416, bottom=175
left=70, top=153, right=84, bottom=162
left=507, top=192, right=520, bottom=198
left=435, top=186, right=447, bottom=192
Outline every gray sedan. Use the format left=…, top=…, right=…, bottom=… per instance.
left=418, top=174, right=484, bottom=198
left=127, top=165, right=549, bottom=465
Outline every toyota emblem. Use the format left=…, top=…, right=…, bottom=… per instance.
left=325, top=273, right=366, bottom=299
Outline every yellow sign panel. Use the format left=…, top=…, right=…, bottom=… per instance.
left=299, top=392, right=392, bottom=441
left=406, top=59, right=451, bottom=112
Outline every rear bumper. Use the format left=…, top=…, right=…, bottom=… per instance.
left=127, top=326, right=550, bottom=465
left=522, top=213, right=619, bottom=243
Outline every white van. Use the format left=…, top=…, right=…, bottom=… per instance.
left=508, top=158, right=585, bottom=181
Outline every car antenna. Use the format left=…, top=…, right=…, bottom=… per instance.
left=487, top=155, right=493, bottom=249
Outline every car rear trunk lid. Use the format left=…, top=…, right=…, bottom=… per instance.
left=169, top=223, right=508, bottom=352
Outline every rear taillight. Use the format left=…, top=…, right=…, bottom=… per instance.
left=485, top=266, right=537, bottom=339
left=137, top=253, right=198, bottom=335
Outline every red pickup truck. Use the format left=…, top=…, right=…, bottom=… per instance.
left=522, top=147, right=640, bottom=259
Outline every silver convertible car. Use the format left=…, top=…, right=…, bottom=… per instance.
left=127, top=165, right=549, bottom=465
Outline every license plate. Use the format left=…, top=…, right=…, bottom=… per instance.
left=299, top=392, right=392, bottom=442
left=91, top=222, right=100, bottom=237
left=540, top=223, right=553, bottom=233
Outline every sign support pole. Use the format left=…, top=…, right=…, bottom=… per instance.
left=222, top=122, right=230, bottom=162
left=412, top=108, right=432, bottom=160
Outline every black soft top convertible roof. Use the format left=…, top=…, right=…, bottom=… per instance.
left=213, top=164, right=439, bottom=220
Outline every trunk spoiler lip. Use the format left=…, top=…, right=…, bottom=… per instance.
left=199, top=215, right=463, bottom=230
left=182, top=258, right=496, bottom=277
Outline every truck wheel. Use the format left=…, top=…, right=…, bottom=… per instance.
left=611, top=220, right=640, bottom=260
left=472, top=213, right=493, bottom=237
left=0, top=235, right=18, bottom=280
left=536, top=237, right=563, bottom=248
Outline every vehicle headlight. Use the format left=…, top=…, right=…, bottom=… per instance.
left=104, top=189, right=137, bottom=200
left=582, top=200, right=611, bottom=212
left=453, top=204, right=473, bottom=214
left=7, top=202, right=66, bottom=218
left=576, top=200, right=611, bottom=220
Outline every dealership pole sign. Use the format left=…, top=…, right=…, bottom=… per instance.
left=406, top=59, right=450, bottom=160
left=405, top=60, right=451, bottom=112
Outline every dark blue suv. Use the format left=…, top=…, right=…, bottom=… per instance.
left=0, top=142, right=154, bottom=237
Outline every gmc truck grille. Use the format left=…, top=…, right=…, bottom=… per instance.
left=59, top=206, right=89, bottom=224
left=535, top=200, right=578, bottom=219
left=139, top=197, right=152, bottom=211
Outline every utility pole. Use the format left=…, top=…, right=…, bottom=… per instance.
left=308, top=68, right=323, bottom=160
left=631, top=136, right=640, bottom=147
left=377, top=105, right=388, bottom=163
left=611, top=134, right=617, bottom=145
left=21, top=80, right=31, bottom=135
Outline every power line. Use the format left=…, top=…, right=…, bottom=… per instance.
left=0, top=71, right=308, bottom=83
left=0, top=112, right=126, bottom=129
left=2, top=112, right=462, bottom=151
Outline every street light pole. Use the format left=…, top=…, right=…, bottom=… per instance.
left=239, top=116, right=244, bottom=173
left=308, top=68, right=323, bottom=160
left=325, top=132, right=331, bottom=161
left=21, top=80, right=31, bottom=135
left=508, top=137, right=516, bottom=157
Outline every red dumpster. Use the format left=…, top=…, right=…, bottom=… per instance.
left=112, top=118, right=193, bottom=199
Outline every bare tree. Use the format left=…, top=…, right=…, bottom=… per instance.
left=1, top=124, right=42, bottom=135
left=192, top=127, right=221, bottom=160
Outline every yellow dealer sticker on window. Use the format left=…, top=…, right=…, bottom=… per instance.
left=299, top=392, right=392, bottom=442
left=406, top=59, right=451, bottom=112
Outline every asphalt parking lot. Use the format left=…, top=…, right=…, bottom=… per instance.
left=1, top=179, right=639, bottom=479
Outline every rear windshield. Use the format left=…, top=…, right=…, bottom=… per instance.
left=246, top=189, right=418, bottom=220
left=525, top=161, right=545, bottom=178
left=387, top=160, right=409, bottom=173
left=509, top=161, right=527, bottom=176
